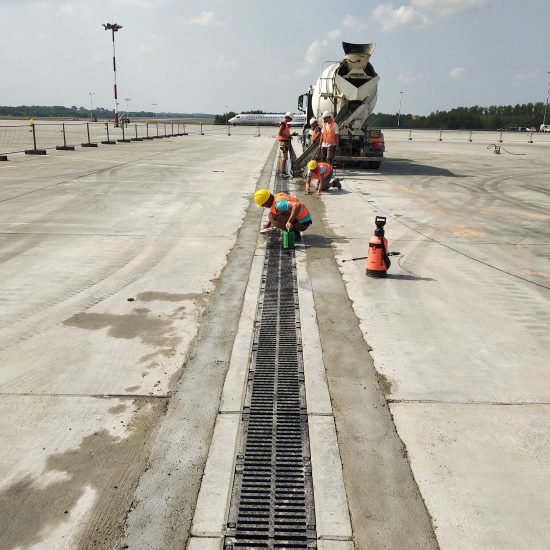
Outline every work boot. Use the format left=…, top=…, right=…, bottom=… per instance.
left=294, top=230, right=302, bottom=242
left=280, top=172, right=290, bottom=178
left=332, top=179, right=342, bottom=190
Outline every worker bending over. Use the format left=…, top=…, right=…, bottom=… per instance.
left=254, top=189, right=312, bottom=239
left=305, top=160, right=341, bottom=194
left=319, top=110, right=339, bottom=165
left=278, top=112, right=293, bottom=178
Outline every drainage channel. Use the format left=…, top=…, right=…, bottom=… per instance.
left=224, top=178, right=317, bottom=549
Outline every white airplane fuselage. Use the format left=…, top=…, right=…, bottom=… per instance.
left=228, top=113, right=306, bottom=126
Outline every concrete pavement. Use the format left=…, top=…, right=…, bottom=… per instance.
left=1, top=128, right=549, bottom=550
left=0, top=134, right=274, bottom=549
left=314, top=133, right=550, bottom=549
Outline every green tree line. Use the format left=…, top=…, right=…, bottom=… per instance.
left=370, top=102, right=548, bottom=130
left=2, top=102, right=547, bottom=129
left=214, top=102, right=548, bottom=129
left=0, top=105, right=214, bottom=120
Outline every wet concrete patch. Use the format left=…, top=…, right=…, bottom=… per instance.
left=136, top=291, right=204, bottom=302
left=377, top=371, right=396, bottom=396
left=0, top=399, right=166, bottom=550
left=64, top=309, right=181, bottom=352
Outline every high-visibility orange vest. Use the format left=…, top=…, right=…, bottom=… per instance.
left=271, top=193, right=310, bottom=221
left=309, top=162, right=332, bottom=180
left=311, top=126, right=321, bottom=143
left=278, top=120, right=290, bottom=141
left=270, top=193, right=294, bottom=215
left=322, top=120, right=337, bottom=145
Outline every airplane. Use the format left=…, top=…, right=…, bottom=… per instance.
left=228, top=113, right=306, bottom=127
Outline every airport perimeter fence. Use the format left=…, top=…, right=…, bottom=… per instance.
left=386, top=127, right=550, bottom=144
left=0, top=120, right=276, bottom=159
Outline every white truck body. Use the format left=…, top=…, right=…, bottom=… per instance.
left=294, top=42, right=384, bottom=170
left=311, top=43, right=379, bottom=137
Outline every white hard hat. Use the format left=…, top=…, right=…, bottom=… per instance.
left=322, top=110, right=332, bottom=118
left=309, top=117, right=318, bottom=125
left=285, top=111, right=293, bottom=118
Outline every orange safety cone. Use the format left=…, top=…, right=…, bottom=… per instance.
left=366, top=216, right=391, bottom=277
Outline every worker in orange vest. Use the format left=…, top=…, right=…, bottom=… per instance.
left=319, top=110, right=339, bottom=165
left=278, top=112, right=293, bottom=178
left=309, top=117, right=322, bottom=147
left=253, top=188, right=312, bottom=240
left=305, top=160, right=341, bottom=194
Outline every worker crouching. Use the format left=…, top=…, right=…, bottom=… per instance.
left=254, top=189, right=312, bottom=241
left=306, top=160, right=341, bottom=194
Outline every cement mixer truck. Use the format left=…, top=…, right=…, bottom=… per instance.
left=293, top=42, right=384, bottom=172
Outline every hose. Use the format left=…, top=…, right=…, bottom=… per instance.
left=487, top=144, right=526, bottom=155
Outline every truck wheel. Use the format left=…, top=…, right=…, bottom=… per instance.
left=370, top=161, right=381, bottom=169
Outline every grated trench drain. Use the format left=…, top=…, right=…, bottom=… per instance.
left=224, top=178, right=316, bottom=549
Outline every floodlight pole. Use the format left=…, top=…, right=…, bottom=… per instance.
left=103, top=23, right=123, bottom=128
left=397, top=90, right=404, bottom=128
left=543, top=71, right=550, bottom=127
left=89, top=91, right=95, bottom=120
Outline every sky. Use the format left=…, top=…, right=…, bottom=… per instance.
left=1, top=0, right=549, bottom=116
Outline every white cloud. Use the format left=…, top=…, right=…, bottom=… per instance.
left=216, top=54, right=240, bottom=69
left=398, top=71, right=423, bottom=83
left=58, top=3, right=91, bottom=17
left=514, top=70, right=540, bottom=82
left=189, top=10, right=224, bottom=27
left=341, top=14, right=368, bottom=31
left=450, top=67, right=465, bottom=78
left=411, top=0, right=488, bottom=16
left=112, top=0, right=171, bottom=7
left=295, top=38, right=328, bottom=76
left=328, top=29, right=342, bottom=41
left=372, top=3, right=430, bottom=32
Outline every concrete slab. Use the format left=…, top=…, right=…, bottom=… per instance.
left=190, top=414, right=240, bottom=537
left=296, top=248, right=332, bottom=416
left=0, top=394, right=162, bottom=550
left=309, top=415, right=353, bottom=541
left=325, top=137, right=550, bottom=403
left=318, top=541, right=355, bottom=550
left=0, top=237, right=233, bottom=396
left=391, top=402, right=550, bottom=550
left=187, top=536, right=222, bottom=550
left=219, top=253, right=264, bottom=412
left=0, top=135, right=273, bottom=398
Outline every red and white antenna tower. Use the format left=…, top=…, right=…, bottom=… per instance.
left=102, top=23, right=123, bottom=128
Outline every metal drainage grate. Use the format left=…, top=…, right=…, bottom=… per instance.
left=225, top=179, right=316, bottom=549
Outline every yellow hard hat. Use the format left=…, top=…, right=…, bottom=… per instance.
left=307, top=160, right=317, bottom=170
left=254, top=188, right=271, bottom=207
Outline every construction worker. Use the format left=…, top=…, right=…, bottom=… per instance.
left=278, top=112, right=293, bottom=178
left=305, top=160, right=341, bottom=194
left=309, top=117, right=322, bottom=147
left=253, top=189, right=312, bottom=239
left=319, top=110, right=339, bottom=165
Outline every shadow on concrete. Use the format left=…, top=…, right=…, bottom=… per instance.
left=380, top=158, right=466, bottom=177
left=303, top=233, right=333, bottom=249
left=385, top=273, right=436, bottom=281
